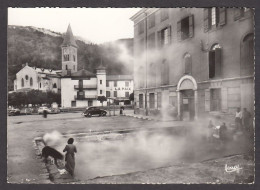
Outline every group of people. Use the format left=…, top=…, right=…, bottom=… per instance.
left=207, top=107, right=252, bottom=143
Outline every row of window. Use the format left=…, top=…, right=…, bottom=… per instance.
left=21, top=77, right=57, bottom=88
left=106, top=91, right=130, bottom=98
left=138, top=8, right=251, bottom=47
left=138, top=33, right=253, bottom=88
left=79, top=80, right=130, bottom=87
left=63, top=55, right=76, bottom=62
left=138, top=89, right=220, bottom=112
left=65, top=65, right=76, bottom=71
left=106, top=81, right=130, bottom=87
left=21, top=77, right=33, bottom=87
left=139, top=93, right=158, bottom=109
left=71, top=100, right=93, bottom=107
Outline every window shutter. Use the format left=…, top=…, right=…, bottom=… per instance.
left=189, top=15, right=194, bottom=38
left=177, top=21, right=181, bottom=41
left=216, top=8, right=220, bottom=26
left=204, top=8, right=210, bottom=32
left=205, top=89, right=210, bottom=111
left=209, top=51, right=215, bottom=78
left=157, top=31, right=162, bottom=48
left=167, top=26, right=171, bottom=44
left=234, top=8, right=244, bottom=21
left=185, top=56, right=192, bottom=74
left=215, top=48, right=222, bottom=77
left=219, top=8, right=226, bottom=26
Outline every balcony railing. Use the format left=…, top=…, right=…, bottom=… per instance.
left=74, top=85, right=97, bottom=89
left=74, top=95, right=98, bottom=100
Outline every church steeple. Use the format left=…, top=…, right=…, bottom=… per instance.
left=61, top=24, right=78, bottom=48
left=61, top=24, right=78, bottom=75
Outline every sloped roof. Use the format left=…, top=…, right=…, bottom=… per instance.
left=34, top=67, right=61, bottom=75
left=96, top=64, right=106, bottom=70
left=106, top=75, right=133, bottom=81
left=70, top=69, right=96, bottom=78
left=61, top=24, right=78, bottom=48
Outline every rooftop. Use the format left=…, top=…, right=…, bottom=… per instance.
left=61, top=24, right=78, bottom=48
left=65, top=69, right=96, bottom=78
left=106, top=75, right=133, bottom=81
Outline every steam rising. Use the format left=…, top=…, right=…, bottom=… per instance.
left=42, top=124, right=252, bottom=180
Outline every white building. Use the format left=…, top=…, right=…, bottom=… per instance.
left=13, top=63, right=61, bottom=93
left=106, top=75, right=134, bottom=104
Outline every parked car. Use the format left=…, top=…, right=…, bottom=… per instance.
left=38, top=107, right=52, bottom=114
left=8, top=108, right=21, bottom=116
left=50, top=108, right=60, bottom=114
left=83, top=107, right=107, bottom=117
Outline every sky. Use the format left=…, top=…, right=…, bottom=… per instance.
left=8, top=8, right=141, bottom=44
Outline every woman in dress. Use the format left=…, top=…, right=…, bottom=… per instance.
left=63, top=138, right=77, bottom=177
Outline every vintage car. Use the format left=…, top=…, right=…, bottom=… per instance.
left=38, top=107, right=52, bottom=114
left=83, top=106, right=107, bottom=117
left=8, top=108, right=21, bottom=116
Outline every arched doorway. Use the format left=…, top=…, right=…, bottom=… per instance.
left=177, top=75, right=198, bottom=121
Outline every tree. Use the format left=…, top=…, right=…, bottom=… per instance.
left=129, top=92, right=134, bottom=102
left=97, top=96, right=107, bottom=107
left=8, top=90, right=61, bottom=107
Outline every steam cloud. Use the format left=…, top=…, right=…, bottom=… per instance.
left=42, top=123, right=252, bottom=180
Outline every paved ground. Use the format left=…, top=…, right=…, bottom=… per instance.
left=7, top=111, right=254, bottom=184
left=7, top=110, right=173, bottom=183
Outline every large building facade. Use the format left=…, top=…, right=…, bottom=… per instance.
left=131, top=8, right=254, bottom=120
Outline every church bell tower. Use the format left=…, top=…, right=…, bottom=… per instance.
left=61, top=24, right=78, bottom=75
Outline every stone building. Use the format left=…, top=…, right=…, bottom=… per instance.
left=13, top=63, right=61, bottom=93
left=130, top=8, right=254, bottom=120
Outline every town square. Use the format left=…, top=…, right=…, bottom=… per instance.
left=7, top=8, right=254, bottom=184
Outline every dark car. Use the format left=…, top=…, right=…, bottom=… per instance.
left=83, top=107, right=107, bottom=117
left=8, top=108, right=20, bottom=116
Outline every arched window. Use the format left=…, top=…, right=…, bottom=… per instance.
left=161, top=59, right=169, bottom=85
left=241, top=33, right=254, bottom=76
left=40, top=83, right=41, bottom=88
left=66, top=65, right=68, bottom=70
left=53, top=83, right=57, bottom=88
left=209, top=44, right=222, bottom=78
left=25, top=75, right=28, bottom=80
left=21, top=78, right=24, bottom=87
left=30, top=77, right=33, bottom=86
left=184, top=53, right=192, bottom=74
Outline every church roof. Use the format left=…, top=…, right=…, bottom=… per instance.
left=61, top=24, right=78, bottom=48
left=70, top=69, right=96, bottom=78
